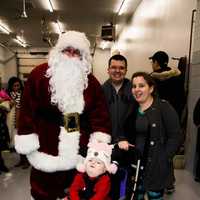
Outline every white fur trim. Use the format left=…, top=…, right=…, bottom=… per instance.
left=55, top=31, right=91, bottom=57
left=151, top=67, right=181, bottom=80
left=89, top=132, right=111, bottom=143
left=15, top=134, right=40, bottom=154
left=27, top=127, right=80, bottom=172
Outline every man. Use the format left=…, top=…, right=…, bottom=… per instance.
left=102, top=54, right=136, bottom=199
left=14, top=31, right=111, bottom=200
left=149, top=50, right=183, bottom=194
left=149, top=51, right=184, bottom=118
left=102, top=54, right=136, bottom=145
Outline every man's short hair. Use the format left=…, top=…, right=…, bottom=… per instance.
left=108, top=54, right=127, bottom=67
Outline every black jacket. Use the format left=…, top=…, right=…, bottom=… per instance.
left=151, top=67, right=185, bottom=119
left=102, top=78, right=137, bottom=142
left=193, top=98, right=200, bottom=153
left=124, top=98, right=182, bottom=190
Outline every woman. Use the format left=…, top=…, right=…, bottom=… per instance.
left=0, top=89, right=11, bottom=173
left=119, top=72, right=182, bottom=200
left=7, top=77, right=29, bottom=169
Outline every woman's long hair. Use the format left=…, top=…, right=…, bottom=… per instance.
left=7, top=76, right=24, bottom=96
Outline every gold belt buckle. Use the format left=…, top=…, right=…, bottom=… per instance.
left=64, top=112, right=80, bottom=132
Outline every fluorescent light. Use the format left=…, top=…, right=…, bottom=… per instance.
left=118, top=0, right=125, bottom=15
left=52, top=20, right=64, bottom=35
left=47, top=0, right=54, bottom=12
left=99, top=40, right=112, bottom=50
left=0, top=23, right=10, bottom=34
left=117, top=0, right=132, bottom=16
left=56, top=20, right=62, bottom=34
left=14, top=36, right=27, bottom=47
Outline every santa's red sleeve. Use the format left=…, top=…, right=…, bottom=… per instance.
left=69, top=173, right=85, bottom=200
left=90, top=174, right=111, bottom=200
left=14, top=66, right=40, bottom=154
left=86, top=74, right=111, bottom=144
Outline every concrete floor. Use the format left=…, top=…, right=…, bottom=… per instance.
left=0, top=151, right=200, bottom=200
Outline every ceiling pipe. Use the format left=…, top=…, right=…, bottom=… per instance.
left=21, top=0, right=28, bottom=18
left=0, top=42, right=16, bottom=54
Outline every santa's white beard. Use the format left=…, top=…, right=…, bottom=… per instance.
left=46, top=50, right=91, bottom=114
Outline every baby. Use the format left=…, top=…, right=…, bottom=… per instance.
left=65, top=141, right=117, bottom=200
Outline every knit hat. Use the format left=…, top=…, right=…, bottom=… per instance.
left=77, top=142, right=118, bottom=174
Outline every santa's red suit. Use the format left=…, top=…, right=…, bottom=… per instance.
left=15, top=31, right=111, bottom=200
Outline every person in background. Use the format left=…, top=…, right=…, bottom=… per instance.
left=64, top=141, right=117, bottom=200
left=7, top=76, right=29, bottom=169
left=149, top=51, right=183, bottom=194
left=149, top=51, right=184, bottom=119
left=193, top=97, right=200, bottom=182
left=14, top=30, right=111, bottom=200
left=0, top=89, right=12, bottom=173
left=102, top=54, right=137, bottom=199
left=123, top=72, right=181, bottom=200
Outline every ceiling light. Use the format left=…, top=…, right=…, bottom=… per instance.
left=52, top=20, right=64, bottom=35
left=99, top=40, right=113, bottom=50
left=56, top=20, right=62, bottom=34
left=0, top=23, right=10, bottom=34
left=14, top=36, right=27, bottom=47
left=47, top=0, right=54, bottom=12
left=117, top=0, right=132, bottom=16
left=117, top=0, right=125, bottom=15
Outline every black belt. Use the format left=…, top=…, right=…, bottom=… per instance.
left=36, top=108, right=80, bottom=132
left=63, top=112, right=80, bottom=132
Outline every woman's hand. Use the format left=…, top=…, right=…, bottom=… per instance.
left=118, top=141, right=135, bottom=151
left=118, top=140, right=129, bottom=151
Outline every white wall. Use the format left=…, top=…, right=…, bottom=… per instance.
left=0, top=46, right=17, bottom=87
left=4, top=50, right=17, bottom=83
left=93, top=0, right=197, bottom=82
left=119, top=0, right=197, bottom=76
left=186, top=0, right=200, bottom=173
left=93, top=49, right=111, bottom=84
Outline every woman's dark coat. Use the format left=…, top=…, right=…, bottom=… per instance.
left=123, top=98, right=182, bottom=191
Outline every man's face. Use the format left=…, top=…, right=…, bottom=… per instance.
left=151, top=60, right=161, bottom=72
left=108, top=59, right=127, bottom=84
left=62, top=46, right=81, bottom=59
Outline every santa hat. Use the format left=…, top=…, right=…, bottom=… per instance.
left=77, top=142, right=118, bottom=174
left=54, top=30, right=91, bottom=58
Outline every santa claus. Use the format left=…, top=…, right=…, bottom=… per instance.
left=14, top=30, right=111, bottom=200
